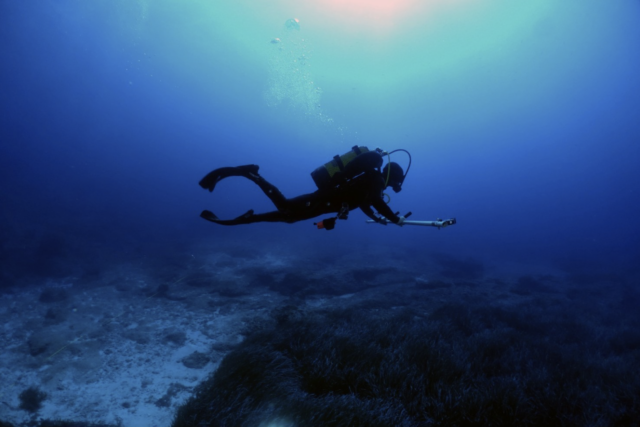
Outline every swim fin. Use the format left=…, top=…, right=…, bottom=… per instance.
left=200, top=209, right=255, bottom=225
left=199, top=165, right=260, bottom=192
left=200, top=210, right=220, bottom=222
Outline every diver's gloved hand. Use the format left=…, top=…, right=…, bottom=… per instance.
left=395, top=216, right=406, bottom=226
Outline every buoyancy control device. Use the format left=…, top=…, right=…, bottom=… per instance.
left=311, top=145, right=383, bottom=189
left=311, top=146, right=412, bottom=230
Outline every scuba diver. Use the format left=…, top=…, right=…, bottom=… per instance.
left=198, top=147, right=410, bottom=230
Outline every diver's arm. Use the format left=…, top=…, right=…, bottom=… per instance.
left=371, top=197, right=401, bottom=224
left=360, top=204, right=385, bottom=223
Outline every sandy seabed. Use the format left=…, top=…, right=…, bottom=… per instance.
left=2, top=242, right=623, bottom=427
left=0, top=247, right=303, bottom=426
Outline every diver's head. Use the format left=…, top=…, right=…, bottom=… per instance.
left=382, top=162, right=404, bottom=193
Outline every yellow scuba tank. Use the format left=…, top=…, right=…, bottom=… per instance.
left=311, top=145, right=375, bottom=189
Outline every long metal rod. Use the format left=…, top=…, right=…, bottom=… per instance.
left=366, top=218, right=457, bottom=229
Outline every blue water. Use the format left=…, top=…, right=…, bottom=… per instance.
left=1, top=0, right=639, bottom=279
left=1, top=1, right=640, bottom=424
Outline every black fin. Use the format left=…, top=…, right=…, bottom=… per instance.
left=237, top=164, right=260, bottom=175
left=235, top=209, right=254, bottom=220
left=200, top=210, right=219, bottom=221
left=199, top=165, right=260, bottom=192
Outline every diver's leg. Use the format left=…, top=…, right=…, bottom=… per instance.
left=200, top=193, right=334, bottom=226
left=201, top=209, right=294, bottom=225
left=243, top=173, right=289, bottom=211
left=199, top=165, right=288, bottom=210
left=199, top=165, right=260, bottom=192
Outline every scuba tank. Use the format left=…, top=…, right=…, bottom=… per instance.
left=311, top=145, right=383, bottom=189
left=311, top=146, right=413, bottom=231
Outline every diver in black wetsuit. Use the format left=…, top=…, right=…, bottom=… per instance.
left=198, top=151, right=408, bottom=229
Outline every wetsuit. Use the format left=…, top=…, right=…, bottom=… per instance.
left=200, top=166, right=400, bottom=226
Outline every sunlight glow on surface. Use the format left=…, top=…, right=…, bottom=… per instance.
left=317, top=0, right=424, bottom=32
left=315, top=0, right=477, bottom=34
left=195, top=0, right=555, bottom=87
